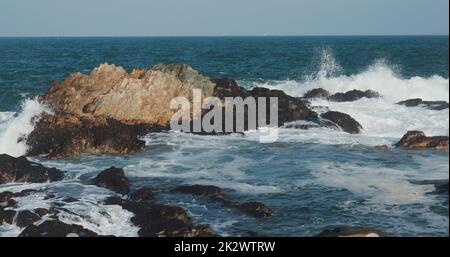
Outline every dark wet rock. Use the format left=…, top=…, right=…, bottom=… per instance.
left=0, top=191, right=13, bottom=206
left=316, top=226, right=389, bottom=237
left=0, top=206, right=4, bottom=224
left=91, top=167, right=130, bottom=195
left=394, top=131, right=449, bottom=150
left=13, top=189, right=38, bottom=198
left=26, top=113, right=163, bottom=159
left=237, top=202, right=272, bottom=218
left=174, top=185, right=272, bottom=219
left=129, top=187, right=155, bottom=202
left=34, top=208, right=50, bottom=217
left=3, top=209, right=16, bottom=224
left=174, top=185, right=228, bottom=202
left=104, top=197, right=215, bottom=237
left=0, top=154, right=64, bottom=184
left=303, top=88, right=330, bottom=99
left=320, top=111, right=362, bottom=134
left=328, top=89, right=380, bottom=102
left=16, top=210, right=41, bottom=228
left=397, top=98, right=449, bottom=111
left=250, top=87, right=318, bottom=126
left=7, top=199, right=17, bottom=208
left=213, top=78, right=251, bottom=99
left=19, top=220, right=99, bottom=237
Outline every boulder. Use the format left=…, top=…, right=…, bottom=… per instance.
left=3, top=209, right=16, bottom=224
left=303, top=88, right=330, bottom=99
left=91, top=167, right=130, bottom=195
left=0, top=154, right=64, bottom=184
left=328, top=89, right=380, bottom=102
left=104, top=197, right=215, bottom=237
left=394, top=131, right=449, bottom=150
left=0, top=191, right=13, bottom=206
left=397, top=99, right=449, bottom=111
left=16, top=210, right=41, bottom=228
left=19, top=220, right=99, bottom=237
left=320, top=111, right=362, bottom=134
left=213, top=78, right=251, bottom=99
left=316, top=226, right=389, bottom=237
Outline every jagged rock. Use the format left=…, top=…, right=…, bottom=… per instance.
left=213, top=78, right=250, bottom=99
left=237, top=202, right=272, bottom=218
left=320, top=111, right=362, bottom=134
left=328, top=89, right=380, bottom=102
left=19, top=220, right=99, bottom=237
left=0, top=154, right=64, bottom=184
left=16, top=210, right=41, bottom=228
left=303, top=88, right=330, bottom=99
left=316, top=226, right=389, bottom=237
left=104, top=196, right=215, bottom=237
left=129, top=187, right=155, bottom=202
left=397, top=99, right=449, bottom=111
left=26, top=113, right=163, bottom=158
left=91, top=167, right=130, bottom=195
left=41, top=64, right=215, bottom=126
left=394, top=131, right=449, bottom=150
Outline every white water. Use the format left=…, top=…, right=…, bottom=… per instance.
left=0, top=99, right=49, bottom=157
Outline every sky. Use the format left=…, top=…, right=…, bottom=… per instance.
left=0, top=0, right=448, bottom=36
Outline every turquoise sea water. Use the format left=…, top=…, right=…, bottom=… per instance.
left=0, top=36, right=448, bottom=236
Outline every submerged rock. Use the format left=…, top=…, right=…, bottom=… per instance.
left=174, top=184, right=272, bottom=218
left=320, top=111, right=362, bottom=134
left=328, top=89, right=380, bottom=102
left=237, top=202, right=272, bottom=218
left=91, top=167, right=130, bottom=195
left=19, top=220, right=99, bottom=237
left=394, top=131, right=449, bottom=150
left=0, top=154, right=64, bottom=184
left=316, top=226, right=389, bottom=237
left=397, top=98, right=449, bottom=111
left=15, top=210, right=41, bottom=228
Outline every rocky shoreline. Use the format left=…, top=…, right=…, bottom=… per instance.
left=1, top=63, right=449, bottom=237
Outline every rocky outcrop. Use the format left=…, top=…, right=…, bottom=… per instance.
left=174, top=184, right=272, bottom=218
left=104, top=196, right=215, bottom=237
left=394, top=131, right=449, bottom=150
left=328, top=89, right=380, bottom=102
left=91, top=167, right=130, bottom=195
left=0, top=154, right=64, bottom=184
left=129, top=187, right=155, bottom=202
left=397, top=99, right=449, bottom=111
left=302, top=88, right=330, bottom=99
left=316, top=226, right=389, bottom=237
left=320, top=111, right=362, bottom=134
left=19, top=220, right=99, bottom=237
left=26, top=113, right=164, bottom=159
left=41, top=63, right=215, bottom=126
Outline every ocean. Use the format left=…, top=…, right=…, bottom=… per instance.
left=0, top=36, right=449, bottom=236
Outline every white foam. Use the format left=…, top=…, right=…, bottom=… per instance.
left=0, top=99, right=49, bottom=157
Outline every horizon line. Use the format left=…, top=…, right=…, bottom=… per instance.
left=0, top=34, right=448, bottom=38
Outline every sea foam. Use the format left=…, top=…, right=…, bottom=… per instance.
left=0, top=99, right=48, bottom=157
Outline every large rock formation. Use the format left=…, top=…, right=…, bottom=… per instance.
left=328, top=89, right=380, bottom=102
left=26, top=64, right=363, bottom=158
left=320, top=111, right=362, bottom=134
left=394, top=131, right=449, bottom=150
left=0, top=154, right=64, bottom=184
left=91, top=167, right=130, bottom=195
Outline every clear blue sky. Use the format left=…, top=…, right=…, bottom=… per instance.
left=0, top=0, right=448, bottom=36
